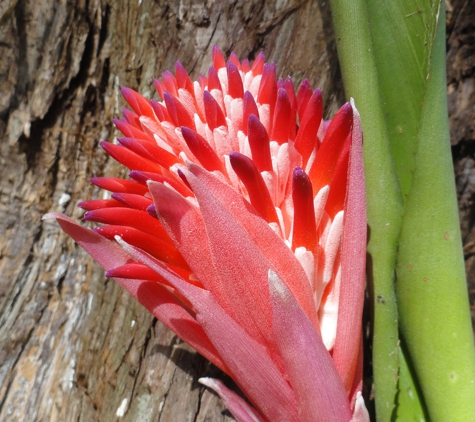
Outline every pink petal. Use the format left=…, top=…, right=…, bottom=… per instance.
left=43, top=213, right=133, bottom=270
left=187, top=164, right=318, bottom=328
left=332, top=100, right=367, bottom=391
left=133, top=280, right=228, bottom=374
left=147, top=182, right=236, bottom=319
left=268, top=270, right=352, bottom=422
left=181, top=170, right=286, bottom=365
left=43, top=213, right=227, bottom=372
left=198, top=378, right=265, bottom=422
left=116, top=239, right=300, bottom=422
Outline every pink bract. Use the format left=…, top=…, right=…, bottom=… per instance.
left=44, top=46, right=368, bottom=422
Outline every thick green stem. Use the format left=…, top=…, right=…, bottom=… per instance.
left=395, top=3, right=475, bottom=420
left=393, top=342, right=428, bottom=421
left=328, top=0, right=403, bottom=419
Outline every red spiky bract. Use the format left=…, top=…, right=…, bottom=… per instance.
left=46, top=47, right=368, bottom=422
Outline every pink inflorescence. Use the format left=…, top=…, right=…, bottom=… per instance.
left=46, top=46, right=368, bottom=422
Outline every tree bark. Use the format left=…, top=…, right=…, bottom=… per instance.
left=0, top=0, right=473, bottom=421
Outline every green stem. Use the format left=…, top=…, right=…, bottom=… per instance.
left=393, top=342, right=428, bottom=421
left=395, top=2, right=475, bottom=420
left=328, top=0, right=403, bottom=419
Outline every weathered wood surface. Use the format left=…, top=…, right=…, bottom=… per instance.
left=0, top=0, right=473, bottom=421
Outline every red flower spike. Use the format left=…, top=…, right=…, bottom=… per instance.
left=122, top=108, right=141, bottom=128
left=94, top=225, right=189, bottom=270
left=146, top=203, right=157, bottom=217
left=100, top=142, right=163, bottom=173
left=198, top=74, right=208, bottom=90
left=175, top=61, right=194, bottom=95
left=111, top=193, right=153, bottom=211
left=150, top=99, right=165, bottom=122
left=157, top=100, right=174, bottom=123
left=228, top=52, right=242, bottom=70
left=162, top=70, right=178, bottom=96
left=203, top=90, right=227, bottom=130
left=153, top=78, right=165, bottom=100
left=291, top=167, right=317, bottom=253
left=308, top=102, right=353, bottom=191
left=258, top=63, right=277, bottom=110
left=106, top=263, right=199, bottom=291
left=247, top=114, right=272, bottom=172
left=294, top=88, right=323, bottom=164
left=83, top=207, right=168, bottom=239
left=90, top=177, right=148, bottom=195
left=207, top=66, right=222, bottom=91
left=176, top=168, right=192, bottom=191
left=284, top=77, right=298, bottom=139
left=227, top=61, right=244, bottom=99
left=118, top=137, right=178, bottom=169
left=117, top=137, right=156, bottom=161
left=105, top=262, right=165, bottom=282
left=121, top=87, right=156, bottom=120
left=129, top=170, right=193, bottom=198
left=325, top=138, right=350, bottom=218
left=229, top=152, right=279, bottom=224
left=181, top=127, right=225, bottom=172
left=78, top=198, right=123, bottom=211
left=163, top=91, right=196, bottom=130
left=241, top=58, right=251, bottom=73
left=212, top=45, right=226, bottom=70
left=50, top=50, right=369, bottom=421
left=297, top=79, right=313, bottom=121
left=251, top=51, right=265, bottom=75
left=271, top=88, right=292, bottom=144
left=113, top=119, right=154, bottom=141
left=242, top=91, right=259, bottom=136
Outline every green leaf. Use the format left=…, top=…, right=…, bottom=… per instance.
left=396, top=2, right=475, bottom=420
left=328, top=0, right=403, bottom=420
left=365, top=0, right=438, bottom=200
left=393, top=342, right=428, bottom=422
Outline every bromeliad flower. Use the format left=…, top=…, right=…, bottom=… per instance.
left=44, top=47, right=368, bottom=422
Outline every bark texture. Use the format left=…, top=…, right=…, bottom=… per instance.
left=0, top=0, right=473, bottom=421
